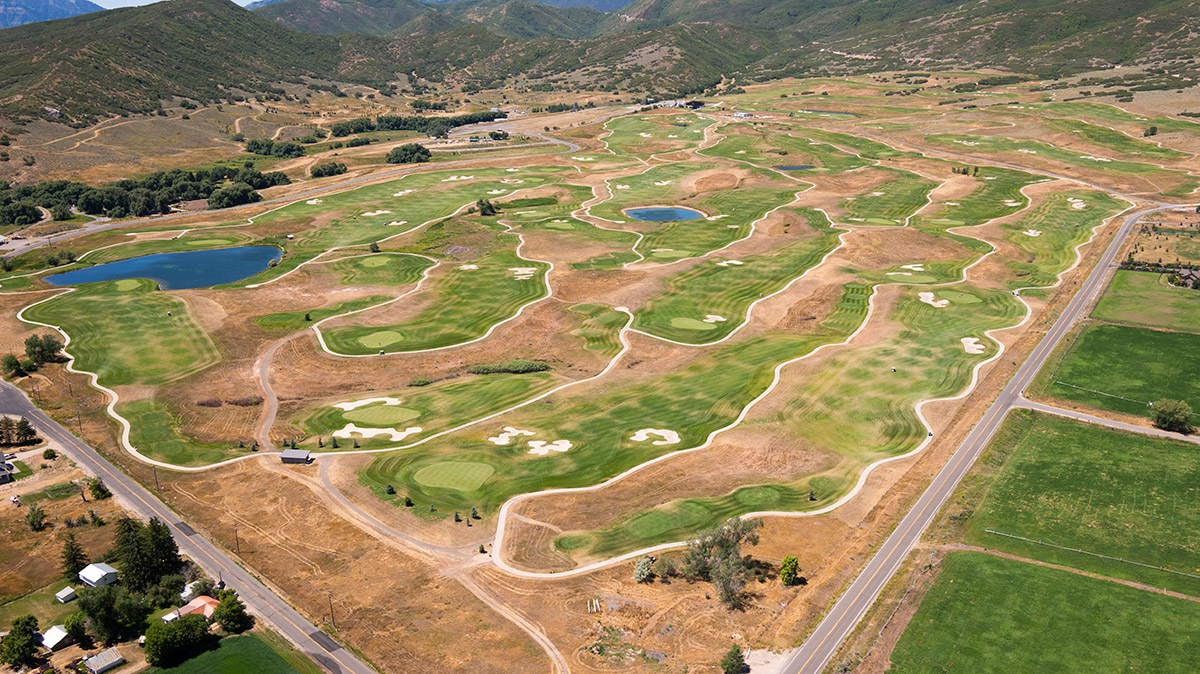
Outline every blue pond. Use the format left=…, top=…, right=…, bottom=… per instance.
left=625, top=207, right=705, bottom=222
left=777, top=165, right=814, bottom=171
left=45, top=246, right=282, bottom=290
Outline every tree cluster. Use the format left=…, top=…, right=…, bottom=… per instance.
left=682, top=518, right=763, bottom=608
left=310, top=161, right=348, bottom=178
left=143, top=614, right=217, bottom=667
left=386, top=144, right=432, bottom=165
left=0, top=615, right=40, bottom=668
left=244, top=138, right=304, bottom=159
left=0, top=416, right=36, bottom=445
left=1153, top=399, right=1194, bottom=434
left=24, top=334, right=62, bottom=366
left=330, top=111, right=507, bottom=139
left=113, top=516, right=183, bottom=593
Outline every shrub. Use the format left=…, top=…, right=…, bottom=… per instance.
left=227, top=396, right=263, bottom=407
left=42, top=448, right=57, bottom=460
left=196, top=398, right=222, bottom=408
left=310, top=161, right=347, bottom=178
left=407, top=378, right=433, bottom=387
left=385, top=143, right=431, bottom=164
left=466, top=359, right=551, bottom=375
left=633, top=556, right=654, bottom=583
left=1152, top=399, right=1194, bottom=433
left=780, top=555, right=800, bottom=586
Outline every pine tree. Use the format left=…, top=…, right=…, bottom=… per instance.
left=780, top=555, right=800, bottom=586
left=720, top=644, right=746, bottom=674
left=61, top=531, right=89, bottom=576
left=144, top=518, right=181, bottom=581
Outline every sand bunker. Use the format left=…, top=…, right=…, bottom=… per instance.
left=615, top=185, right=631, bottom=190
left=1068, top=197, right=1087, bottom=210
left=488, top=426, right=536, bottom=445
left=703, top=315, right=727, bottom=323
left=639, top=133, right=652, bottom=138
left=716, top=260, right=744, bottom=267
left=460, top=264, right=479, bottom=270
left=509, top=267, right=538, bottom=280
left=954, top=140, right=981, bottom=146
left=306, top=199, right=323, bottom=205
left=501, top=178, right=524, bottom=184
left=393, top=189, right=416, bottom=197
left=506, top=168, right=520, bottom=172
left=571, top=156, right=595, bottom=161
left=944, top=202, right=960, bottom=206
left=1017, top=149, right=1038, bottom=154
left=487, top=190, right=507, bottom=195
left=630, top=429, right=681, bottom=445
left=735, top=150, right=746, bottom=154
left=1080, top=155, right=1112, bottom=162
left=333, top=424, right=422, bottom=442
left=386, top=221, right=408, bottom=227
left=707, top=214, right=730, bottom=221
left=1003, top=200, right=1023, bottom=207
left=902, top=264, right=926, bottom=271
left=527, top=440, right=572, bottom=456
left=919, top=292, right=950, bottom=308
left=886, top=272, right=913, bottom=276
left=668, top=134, right=678, bottom=138
left=442, top=175, right=475, bottom=182
left=1023, top=229, right=1042, bottom=237
left=651, top=248, right=674, bottom=253
left=654, top=180, right=673, bottom=186
left=362, top=210, right=392, bottom=217
left=961, top=337, right=986, bottom=354
left=334, top=397, right=403, bottom=411
left=868, top=191, right=885, bottom=197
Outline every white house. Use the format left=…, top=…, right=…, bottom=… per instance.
left=85, top=647, right=125, bottom=674
left=55, top=587, right=76, bottom=603
left=41, top=625, right=73, bottom=651
left=79, top=562, right=119, bottom=588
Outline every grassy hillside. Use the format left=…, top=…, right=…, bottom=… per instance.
left=255, top=0, right=430, bottom=35
left=262, top=0, right=606, bottom=38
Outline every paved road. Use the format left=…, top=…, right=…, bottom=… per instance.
left=782, top=201, right=1191, bottom=673
left=0, top=381, right=376, bottom=674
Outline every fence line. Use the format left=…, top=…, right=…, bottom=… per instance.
left=984, top=529, right=1200, bottom=580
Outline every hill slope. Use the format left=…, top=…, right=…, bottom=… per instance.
left=260, top=0, right=605, bottom=38
left=255, top=0, right=430, bottom=35
left=0, top=0, right=103, bottom=29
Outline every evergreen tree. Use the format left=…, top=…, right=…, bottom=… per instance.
left=213, top=589, right=252, bottom=633
left=780, top=555, right=800, bottom=586
left=61, top=531, right=89, bottom=576
left=720, top=644, right=746, bottom=674
left=144, top=518, right=182, bottom=581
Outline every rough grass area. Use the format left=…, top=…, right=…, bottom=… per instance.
left=121, top=399, right=251, bottom=466
left=23, top=279, right=219, bottom=387
left=1043, top=117, right=1189, bottom=160
left=255, top=295, right=392, bottom=331
left=963, top=410, right=1200, bottom=595
left=890, top=552, right=1200, bottom=673
left=1044, top=322, right=1200, bottom=420
left=1092, top=270, right=1200, bottom=332
left=146, top=634, right=315, bottom=674
left=913, top=167, right=1042, bottom=231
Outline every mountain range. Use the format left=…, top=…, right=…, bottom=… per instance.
left=0, top=0, right=103, bottom=29
left=0, top=0, right=1196, bottom=126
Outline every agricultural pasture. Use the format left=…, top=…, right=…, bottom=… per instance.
left=889, top=552, right=1200, bottom=673
left=1092, top=270, right=1200, bottom=332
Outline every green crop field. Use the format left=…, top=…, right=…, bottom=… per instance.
left=23, top=279, right=220, bottom=388
left=147, top=634, right=316, bottom=674
left=1092, top=270, right=1200, bottom=332
left=1043, top=323, right=1200, bottom=420
left=890, top=552, right=1200, bottom=673
left=963, top=411, right=1200, bottom=595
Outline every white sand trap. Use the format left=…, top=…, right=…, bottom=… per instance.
left=703, top=314, right=727, bottom=323
left=735, top=150, right=746, bottom=154
left=552, top=219, right=569, bottom=223
left=515, top=211, right=537, bottom=215
left=501, top=178, right=524, bottom=184
left=386, top=220, right=408, bottom=226
left=868, top=191, right=885, bottom=197
left=1017, top=149, right=1038, bottom=154
left=651, top=248, right=674, bottom=253
left=887, top=272, right=913, bottom=276
left=488, top=426, right=536, bottom=446
left=692, top=130, right=702, bottom=133
left=527, top=440, right=572, bottom=456
left=984, top=176, right=997, bottom=180
left=654, top=180, right=673, bottom=186
left=1080, top=155, right=1112, bottom=162
left=459, top=264, right=479, bottom=270
left=668, top=134, right=678, bottom=138
left=919, top=292, right=950, bottom=308
left=393, top=189, right=416, bottom=197
left=506, top=168, right=520, bottom=172
left=847, top=217, right=865, bottom=221
left=1003, top=200, right=1023, bottom=206
left=615, top=185, right=631, bottom=190
left=1068, top=198, right=1087, bottom=210
left=306, top=199, right=323, bottom=205
left=571, top=156, right=595, bottom=161
left=639, top=132, right=652, bottom=138
left=630, top=429, right=681, bottom=445
left=333, top=424, right=422, bottom=442
left=442, top=175, right=475, bottom=182
left=1023, top=229, right=1042, bottom=237
left=716, top=260, right=744, bottom=267
left=707, top=214, right=730, bottom=221
left=509, top=267, right=537, bottom=280
left=487, top=189, right=507, bottom=195
left=362, top=210, right=392, bottom=217
left=961, top=337, right=985, bottom=354
left=901, top=264, right=926, bottom=271
left=726, top=224, right=738, bottom=228
left=944, top=202, right=960, bottom=206
left=334, top=397, right=403, bottom=411
left=954, top=140, right=980, bottom=146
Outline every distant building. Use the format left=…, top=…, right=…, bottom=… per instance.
left=55, top=587, right=76, bottom=603
left=85, top=647, right=125, bottom=674
left=79, top=563, right=119, bottom=588
left=41, top=625, right=73, bottom=651
left=733, top=112, right=753, bottom=119
left=164, top=595, right=220, bottom=622
left=280, top=448, right=311, bottom=464
left=0, top=463, right=13, bottom=485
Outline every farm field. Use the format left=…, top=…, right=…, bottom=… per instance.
left=1091, top=270, right=1200, bottom=332
left=147, top=634, right=317, bottom=674
left=889, top=552, right=1200, bottom=674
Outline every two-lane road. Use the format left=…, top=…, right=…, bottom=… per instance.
left=0, top=382, right=375, bottom=674
left=782, top=201, right=1189, bottom=673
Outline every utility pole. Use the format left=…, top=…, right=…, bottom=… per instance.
left=329, top=594, right=336, bottom=630
left=152, top=466, right=159, bottom=491
left=233, top=523, right=240, bottom=554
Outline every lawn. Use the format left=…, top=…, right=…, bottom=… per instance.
left=1092, top=270, right=1200, bottom=332
left=23, top=279, right=220, bottom=388
left=963, top=410, right=1200, bottom=595
left=147, top=634, right=318, bottom=674
left=1043, top=322, right=1200, bottom=420
left=889, top=552, right=1200, bottom=673
left=120, top=399, right=253, bottom=466
left=913, top=167, right=1042, bottom=231
left=842, top=169, right=936, bottom=226
left=1001, top=190, right=1127, bottom=290
left=602, top=113, right=713, bottom=157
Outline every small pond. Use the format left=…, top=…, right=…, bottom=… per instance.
left=625, top=207, right=706, bottom=222
left=45, top=246, right=282, bottom=290
left=777, top=165, right=814, bottom=171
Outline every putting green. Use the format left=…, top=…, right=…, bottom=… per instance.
left=651, top=250, right=693, bottom=259
left=343, top=406, right=421, bottom=426
left=358, top=255, right=392, bottom=268
left=939, top=290, right=984, bottom=304
left=115, top=279, right=141, bottom=291
left=733, top=485, right=782, bottom=507
left=358, top=331, right=405, bottom=349
left=544, top=221, right=575, bottom=230
left=187, top=238, right=231, bottom=246
left=624, top=502, right=710, bottom=539
left=668, top=317, right=719, bottom=331
left=413, top=461, right=496, bottom=491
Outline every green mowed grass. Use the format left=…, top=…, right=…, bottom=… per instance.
left=889, top=552, right=1200, bottom=674
left=412, top=461, right=496, bottom=490
left=1003, top=190, right=1127, bottom=290
left=787, top=127, right=910, bottom=160
left=24, top=279, right=219, bottom=388
left=603, top=113, right=713, bottom=157
left=83, top=230, right=257, bottom=264
left=1042, top=117, right=1189, bottom=161
left=121, top=399, right=251, bottom=466
left=325, top=253, right=433, bottom=286
left=1027, top=101, right=1200, bottom=136
left=254, top=295, right=392, bottom=331
left=1044, top=322, right=1200, bottom=421
left=634, top=184, right=800, bottom=262
left=360, top=284, right=872, bottom=515
left=965, top=410, right=1200, bottom=595
left=147, top=634, right=313, bottom=674
left=842, top=169, right=936, bottom=226
left=702, top=124, right=871, bottom=172
left=926, top=133, right=1200, bottom=198
left=1093, top=270, right=1200, bottom=332
left=301, top=372, right=561, bottom=450
left=632, top=208, right=840, bottom=342
left=319, top=248, right=548, bottom=354
left=913, top=167, right=1042, bottom=231
left=568, top=304, right=628, bottom=356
